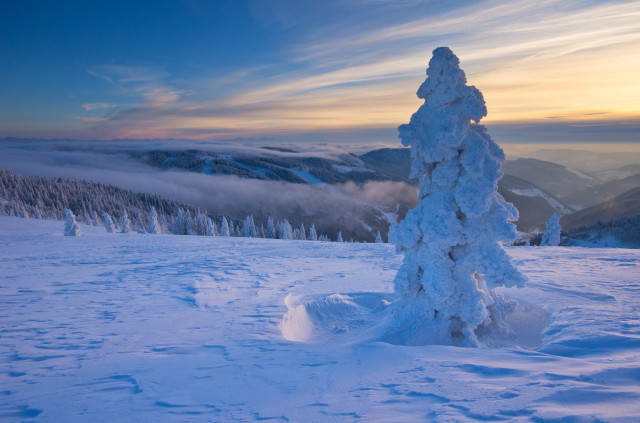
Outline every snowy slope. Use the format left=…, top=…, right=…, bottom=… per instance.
left=1, top=217, right=640, bottom=421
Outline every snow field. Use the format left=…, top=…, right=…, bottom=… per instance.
left=1, top=216, right=640, bottom=421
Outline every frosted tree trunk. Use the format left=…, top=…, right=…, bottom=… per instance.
left=388, top=47, right=525, bottom=347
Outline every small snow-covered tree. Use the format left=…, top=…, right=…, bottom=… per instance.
left=148, top=206, right=161, bottom=234
left=92, top=210, right=100, bottom=226
left=171, top=208, right=186, bottom=235
left=195, top=210, right=207, bottom=236
left=34, top=205, right=42, bottom=219
left=220, top=217, right=230, bottom=237
left=64, top=208, right=81, bottom=236
left=265, top=217, right=276, bottom=239
left=206, top=217, right=217, bottom=236
left=185, top=209, right=195, bottom=235
left=103, top=212, right=115, bottom=233
left=388, top=47, right=525, bottom=347
left=541, top=214, right=561, bottom=246
left=120, top=210, right=131, bottom=233
left=278, top=219, right=293, bottom=240
left=19, top=205, right=29, bottom=219
left=241, top=215, right=256, bottom=238
left=308, top=224, right=318, bottom=241
left=375, top=231, right=383, bottom=244
left=84, top=211, right=91, bottom=226
left=336, top=231, right=344, bottom=243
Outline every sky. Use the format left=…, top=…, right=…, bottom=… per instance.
left=1, top=0, right=639, bottom=146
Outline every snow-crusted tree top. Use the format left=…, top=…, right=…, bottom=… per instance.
left=400, top=47, right=489, bottom=170
left=417, top=47, right=486, bottom=121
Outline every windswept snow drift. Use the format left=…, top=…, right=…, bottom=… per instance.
left=2, top=216, right=640, bottom=421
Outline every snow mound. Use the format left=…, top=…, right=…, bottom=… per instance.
left=281, top=293, right=393, bottom=344
left=282, top=292, right=549, bottom=348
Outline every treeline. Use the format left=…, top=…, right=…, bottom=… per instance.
left=0, top=169, right=344, bottom=242
left=564, top=214, right=640, bottom=248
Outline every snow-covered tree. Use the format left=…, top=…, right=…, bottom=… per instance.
left=195, top=210, right=205, bottom=235
left=541, top=214, right=561, bottom=246
left=308, top=224, right=318, bottom=241
left=19, top=205, right=29, bottom=219
left=84, top=211, right=91, bottom=226
left=388, top=47, right=525, bottom=347
left=278, top=219, right=293, bottom=240
left=148, top=206, right=161, bottom=234
left=241, top=215, right=257, bottom=238
left=64, top=208, right=81, bottom=236
left=92, top=210, right=100, bottom=226
left=265, top=217, right=276, bottom=239
left=220, top=217, right=230, bottom=237
left=375, top=231, right=383, bottom=244
left=185, top=209, right=195, bottom=235
left=34, top=205, right=42, bottom=219
left=120, top=210, right=131, bottom=233
left=103, top=212, right=115, bottom=233
left=171, top=208, right=186, bottom=235
left=206, top=217, right=217, bottom=236
left=336, top=231, right=344, bottom=243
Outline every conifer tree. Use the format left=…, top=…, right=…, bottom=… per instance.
left=220, top=217, right=230, bottom=237
left=171, top=208, right=185, bottom=235
left=120, top=209, right=131, bottom=233
left=103, top=212, right=115, bottom=233
left=92, top=210, right=100, bottom=226
left=375, top=231, right=383, bottom=243
left=278, top=219, right=293, bottom=240
left=308, top=224, right=318, bottom=241
left=206, top=217, right=217, bottom=236
left=541, top=214, right=562, bottom=246
left=336, top=231, right=344, bottom=243
left=64, top=208, right=81, bottom=236
left=389, top=47, right=525, bottom=346
left=148, top=206, right=161, bottom=234
left=266, top=217, right=276, bottom=239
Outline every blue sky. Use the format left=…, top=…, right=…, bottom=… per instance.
left=1, top=0, right=639, bottom=146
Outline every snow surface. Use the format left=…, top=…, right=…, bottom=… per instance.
left=2, top=216, right=640, bottom=421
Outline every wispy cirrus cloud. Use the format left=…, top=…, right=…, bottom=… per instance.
left=83, top=0, right=640, bottom=142
left=81, top=103, right=115, bottom=111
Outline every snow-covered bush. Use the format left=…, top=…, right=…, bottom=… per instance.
left=64, top=208, right=81, bottom=236
left=541, top=214, right=561, bottom=246
left=388, top=47, right=525, bottom=347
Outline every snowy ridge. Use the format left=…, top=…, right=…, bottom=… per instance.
left=1, top=217, right=640, bottom=421
left=508, top=188, right=571, bottom=215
